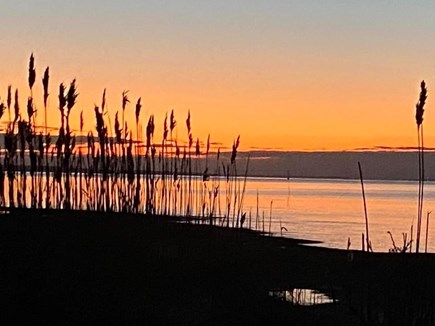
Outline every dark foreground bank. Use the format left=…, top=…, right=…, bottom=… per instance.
left=1, top=209, right=435, bottom=325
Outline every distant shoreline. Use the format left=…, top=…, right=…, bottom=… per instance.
left=227, top=150, right=435, bottom=181
left=4, top=147, right=432, bottom=181
left=245, top=175, right=425, bottom=183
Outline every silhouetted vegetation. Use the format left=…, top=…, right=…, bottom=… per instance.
left=0, top=54, right=250, bottom=227
left=415, top=80, right=428, bottom=253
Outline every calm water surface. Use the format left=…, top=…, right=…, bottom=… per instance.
left=242, top=178, right=435, bottom=252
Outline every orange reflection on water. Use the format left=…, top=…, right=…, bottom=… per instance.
left=242, top=178, right=431, bottom=252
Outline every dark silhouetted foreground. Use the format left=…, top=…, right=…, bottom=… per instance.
left=2, top=208, right=435, bottom=325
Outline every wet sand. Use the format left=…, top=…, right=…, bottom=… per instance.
left=1, top=208, right=435, bottom=325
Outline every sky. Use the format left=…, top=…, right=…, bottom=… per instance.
left=1, top=0, right=435, bottom=151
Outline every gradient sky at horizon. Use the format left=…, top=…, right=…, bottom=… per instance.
left=2, top=0, right=435, bottom=150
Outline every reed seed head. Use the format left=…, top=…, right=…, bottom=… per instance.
left=170, top=110, right=176, bottom=131
left=231, top=135, right=240, bottom=164
left=163, top=113, right=168, bottom=140
left=186, top=110, right=191, bottom=133
left=28, top=53, right=36, bottom=90
left=415, top=80, right=427, bottom=127
left=122, top=90, right=130, bottom=111
left=42, top=67, right=49, bottom=108
left=7, top=85, right=11, bottom=109
left=80, top=111, right=84, bottom=132
left=14, top=89, right=20, bottom=121
left=135, top=97, right=141, bottom=124
left=102, top=89, right=106, bottom=112
left=146, top=115, right=155, bottom=139
left=0, top=102, right=5, bottom=120
left=66, top=79, right=78, bottom=113
left=58, top=83, right=66, bottom=114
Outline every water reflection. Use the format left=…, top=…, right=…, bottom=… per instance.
left=268, top=288, right=335, bottom=306
left=5, top=174, right=435, bottom=252
left=242, top=178, right=435, bottom=252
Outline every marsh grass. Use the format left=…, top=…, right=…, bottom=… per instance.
left=0, top=54, right=255, bottom=231
left=415, top=81, right=428, bottom=253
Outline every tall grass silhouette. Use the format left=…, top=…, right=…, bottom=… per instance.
left=415, top=80, right=427, bottom=253
left=0, top=54, right=251, bottom=229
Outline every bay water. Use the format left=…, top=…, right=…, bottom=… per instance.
left=242, top=177, right=435, bottom=252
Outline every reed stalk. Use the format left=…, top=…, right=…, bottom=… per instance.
left=415, top=80, right=427, bottom=254
left=425, top=211, right=431, bottom=253
left=358, top=161, right=370, bottom=252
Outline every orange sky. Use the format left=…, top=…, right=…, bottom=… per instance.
left=1, top=1, right=435, bottom=151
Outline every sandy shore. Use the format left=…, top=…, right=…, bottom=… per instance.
left=1, top=208, right=435, bottom=325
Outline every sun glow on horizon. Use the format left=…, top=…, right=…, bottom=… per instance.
left=2, top=1, right=435, bottom=151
